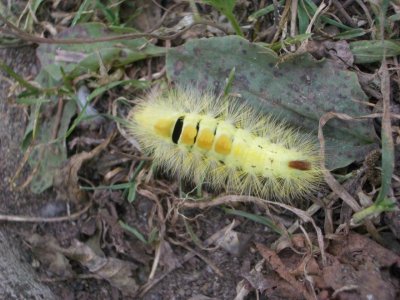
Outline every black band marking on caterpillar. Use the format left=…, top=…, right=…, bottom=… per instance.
left=172, top=116, right=184, bottom=144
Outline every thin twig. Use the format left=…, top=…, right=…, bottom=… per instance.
left=318, top=111, right=382, bottom=241
left=0, top=201, right=92, bottom=222
left=0, top=14, right=228, bottom=44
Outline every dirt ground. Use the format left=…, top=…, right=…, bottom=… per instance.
left=1, top=1, right=400, bottom=300
left=0, top=45, right=273, bottom=300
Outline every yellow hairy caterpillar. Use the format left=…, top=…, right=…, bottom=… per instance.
left=127, top=88, right=322, bottom=200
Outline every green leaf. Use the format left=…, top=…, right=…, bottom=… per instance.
left=71, top=0, right=95, bottom=26
left=202, top=0, right=236, bottom=13
left=166, top=36, right=378, bottom=170
left=119, top=221, right=148, bottom=244
left=95, top=0, right=119, bottom=26
left=302, top=0, right=353, bottom=31
left=352, top=197, right=396, bottom=225
left=80, top=183, right=132, bottom=190
left=29, top=100, right=77, bottom=193
left=297, top=1, right=309, bottom=34
left=183, top=218, right=204, bottom=248
left=0, top=59, right=40, bottom=92
left=36, top=22, right=165, bottom=83
left=202, top=0, right=243, bottom=36
left=350, top=40, right=400, bottom=64
left=223, top=208, right=284, bottom=235
left=333, top=28, right=367, bottom=40
left=21, top=102, right=42, bottom=150
left=21, top=0, right=45, bottom=32
left=265, top=33, right=312, bottom=52
left=86, top=79, right=148, bottom=102
left=127, top=160, right=145, bottom=203
left=389, top=13, right=400, bottom=22
left=248, top=0, right=284, bottom=22
left=16, top=97, right=50, bottom=105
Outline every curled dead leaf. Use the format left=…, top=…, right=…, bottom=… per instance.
left=255, top=243, right=314, bottom=300
left=28, top=234, right=73, bottom=277
left=27, top=234, right=139, bottom=295
left=53, top=133, right=114, bottom=203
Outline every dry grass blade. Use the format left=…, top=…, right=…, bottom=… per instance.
left=318, top=112, right=384, bottom=241
left=376, top=60, right=394, bottom=201
left=318, top=112, right=362, bottom=212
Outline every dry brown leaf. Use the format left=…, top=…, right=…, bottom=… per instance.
left=255, top=243, right=314, bottom=300
left=28, top=234, right=73, bottom=277
left=53, top=133, right=114, bottom=203
left=322, top=259, right=396, bottom=300
left=27, top=234, right=139, bottom=295
left=215, top=230, right=252, bottom=256
left=329, top=232, right=400, bottom=267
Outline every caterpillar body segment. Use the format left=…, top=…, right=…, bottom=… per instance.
left=128, top=88, right=322, bottom=200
